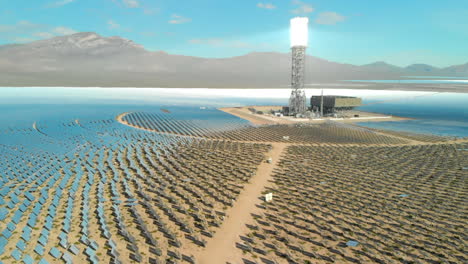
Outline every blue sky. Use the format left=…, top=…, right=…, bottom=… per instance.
left=1, top=0, right=467, bottom=67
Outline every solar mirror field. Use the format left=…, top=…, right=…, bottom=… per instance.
left=0, top=106, right=466, bottom=264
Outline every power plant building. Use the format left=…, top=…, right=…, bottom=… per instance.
left=311, top=96, right=362, bottom=114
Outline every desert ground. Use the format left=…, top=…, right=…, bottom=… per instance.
left=0, top=108, right=466, bottom=264
left=115, top=109, right=467, bottom=264
left=219, top=106, right=411, bottom=126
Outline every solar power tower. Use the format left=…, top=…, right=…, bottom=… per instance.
left=289, top=17, right=309, bottom=116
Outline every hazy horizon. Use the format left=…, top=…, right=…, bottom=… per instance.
left=1, top=0, right=467, bottom=67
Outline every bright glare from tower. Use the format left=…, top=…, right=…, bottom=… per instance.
left=290, top=17, right=309, bottom=47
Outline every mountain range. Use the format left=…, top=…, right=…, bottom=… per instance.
left=0, top=32, right=467, bottom=90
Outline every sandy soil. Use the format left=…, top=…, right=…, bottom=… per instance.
left=113, top=110, right=467, bottom=263
left=196, top=143, right=287, bottom=264
left=219, top=107, right=292, bottom=125
left=235, top=144, right=468, bottom=264
left=219, top=106, right=411, bottom=126
left=2, top=107, right=464, bottom=264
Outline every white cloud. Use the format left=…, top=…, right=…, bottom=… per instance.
left=291, top=0, right=314, bottom=14
left=0, top=21, right=77, bottom=43
left=123, top=0, right=139, bottom=8
left=106, top=19, right=133, bottom=32
left=112, top=0, right=157, bottom=16
left=257, top=3, right=276, bottom=9
left=53, top=26, right=77, bottom=35
left=12, top=37, right=36, bottom=43
left=17, top=21, right=38, bottom=27
left=31, top=26, right=76, bottom=40
left=315, top=12, right=345, bottom=25
left=0, top=20, right=42, bottom=33
left=50, top=0, right=76, bottom=7
left=33, top=32, right=55, bottom=38
left=107, top=20, right=121, bottom=29
left=168, top=14, right=192, bottom=24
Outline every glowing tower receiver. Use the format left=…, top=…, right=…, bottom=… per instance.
left=290, top=17, right=309, bottom=47
left=289, top=17, right=308, bottom=116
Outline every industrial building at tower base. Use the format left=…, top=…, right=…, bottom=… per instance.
left=311, top=96, right=363, bottom=115
left=283, top=95, right=362, bottom=118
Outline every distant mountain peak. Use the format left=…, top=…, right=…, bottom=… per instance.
left=14, top=31, right=147, bottom=56
left=364, top=61, right=397, bottom=67
left=405, top=64, right=439, bottom=72
left=360, top=61, right=402, bottom=72
left=0, top=32, right=466, bottom=88
left=71, top=31, right=100, bottom=38
left=58, top=32, right=144, bottom=49
left=66, top=32, right=101, bottom=45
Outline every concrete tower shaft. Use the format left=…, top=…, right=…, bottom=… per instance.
left=289, top=17, right=309, bottom=115
left=289, top=46, right=307, bottom=114
left=291, top=46, right=306, bottom=91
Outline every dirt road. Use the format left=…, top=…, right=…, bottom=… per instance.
left=196, top=142, right=288, bottom=264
